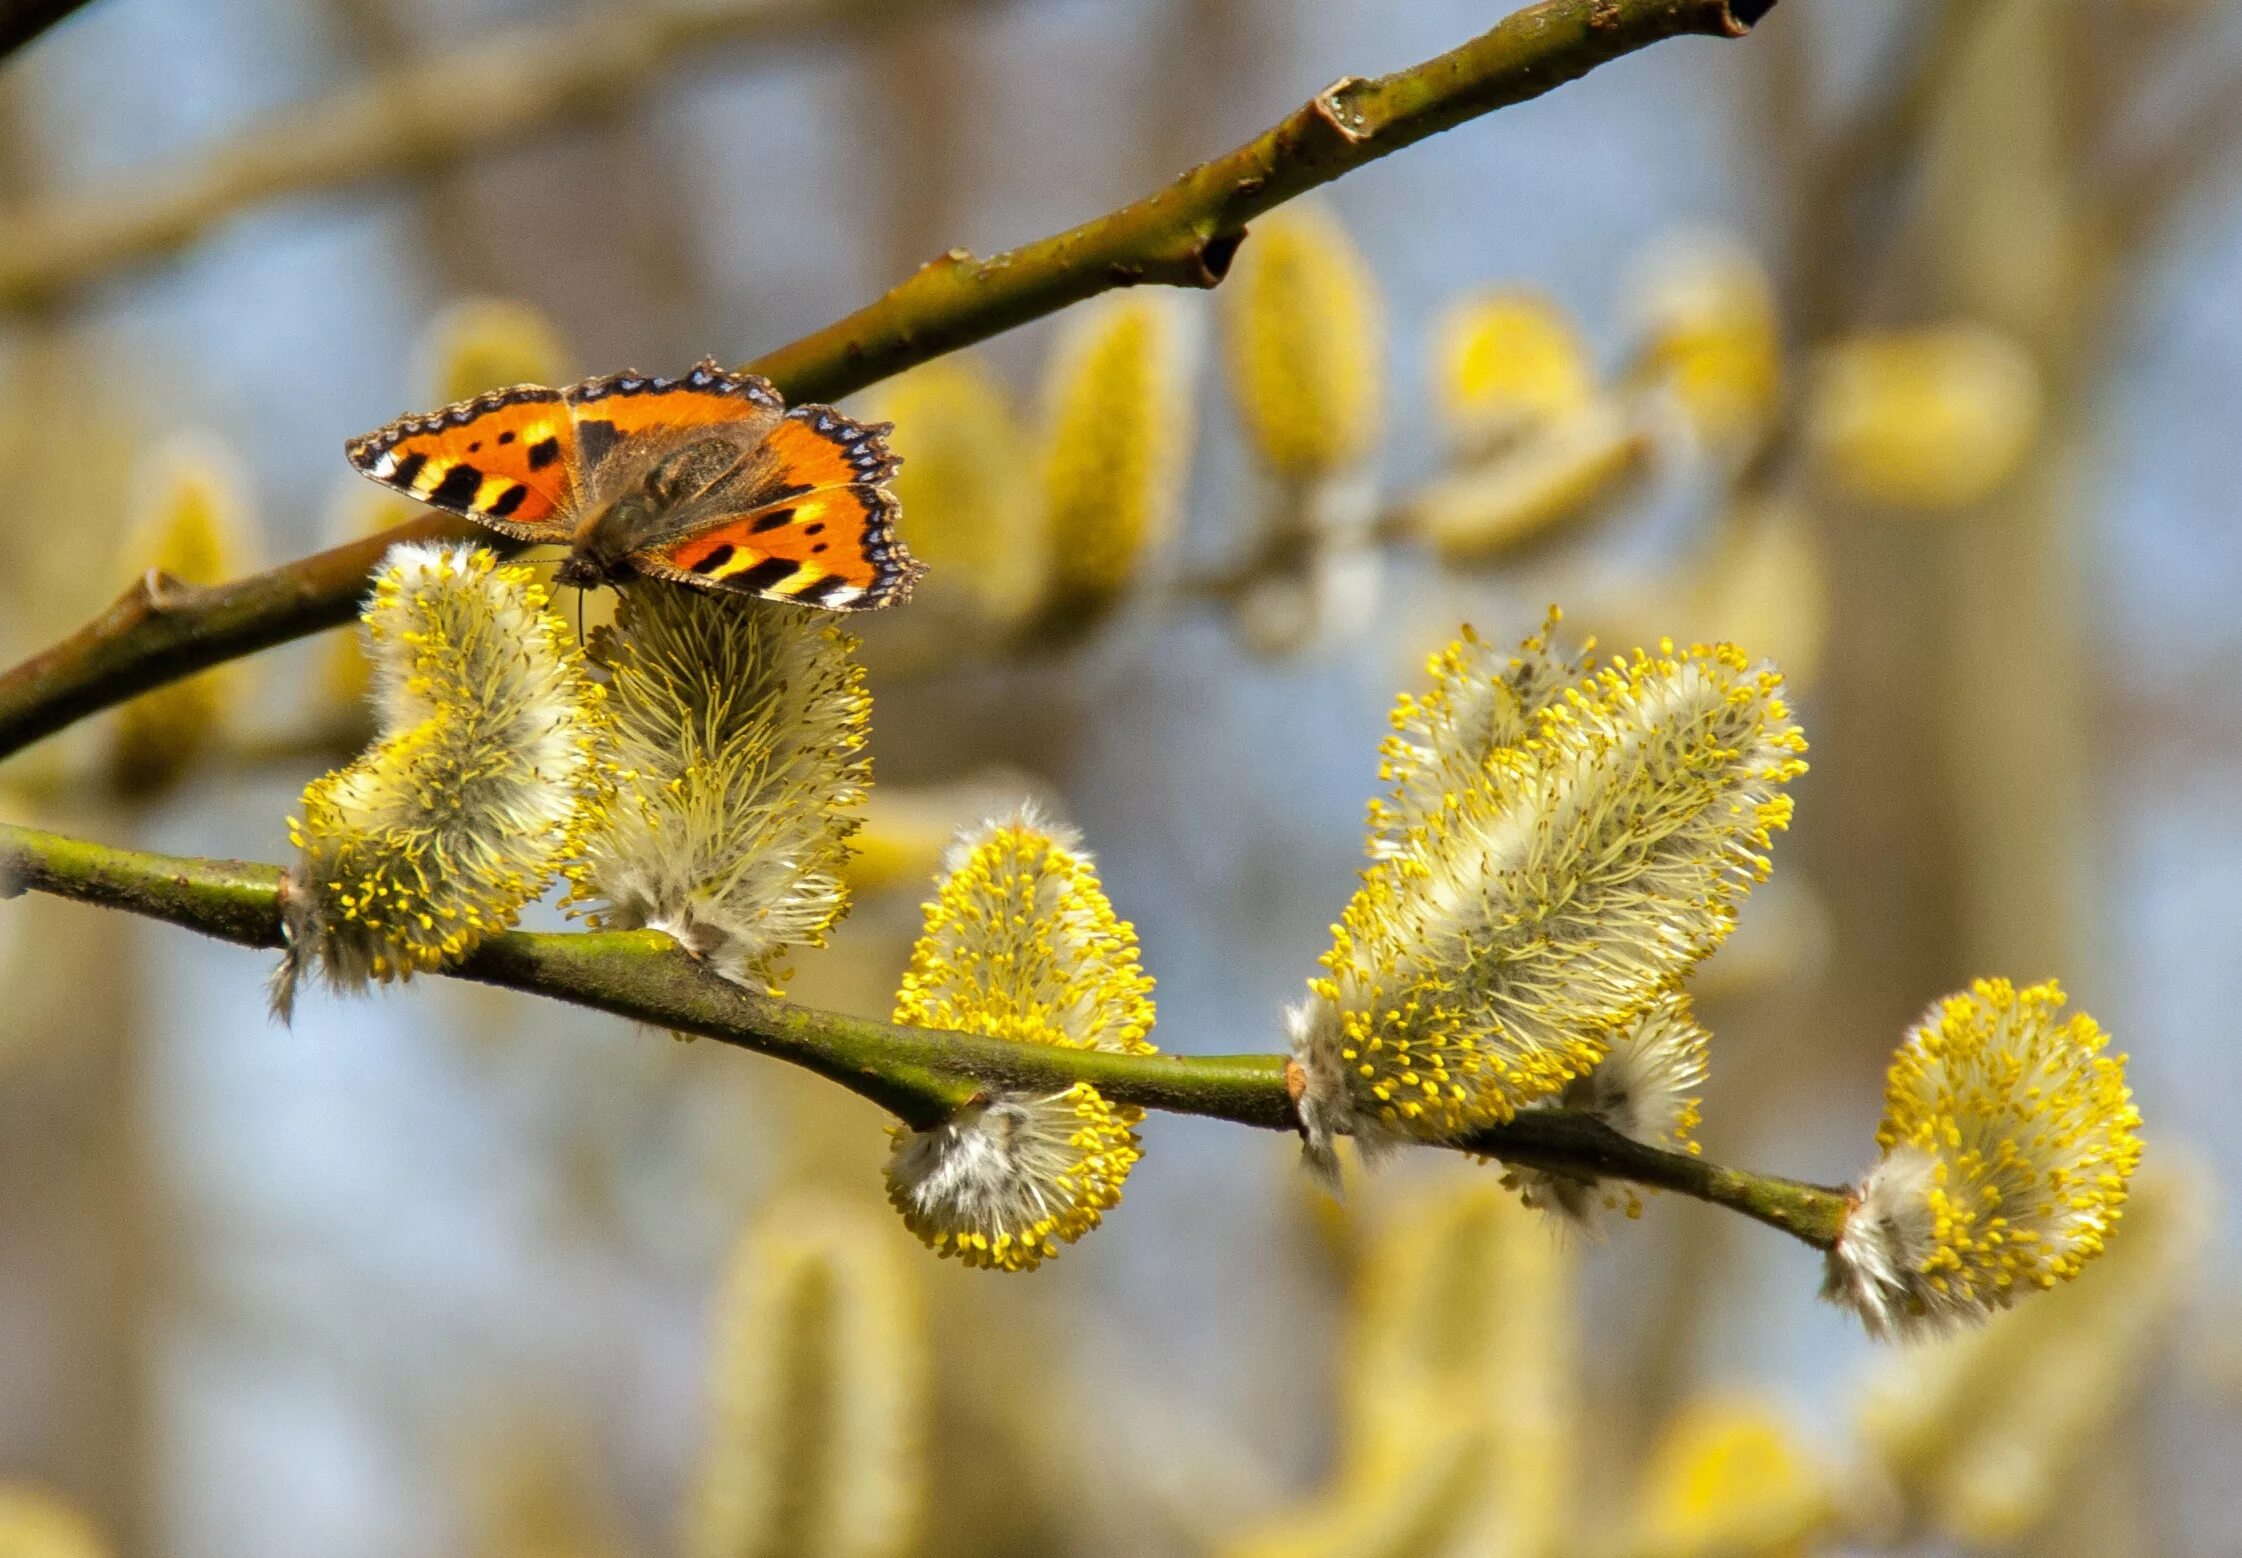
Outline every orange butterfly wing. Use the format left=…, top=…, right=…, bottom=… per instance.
left=562, top=359, right=785, bottom=469
left=344, top=385, right=579, bottom=540
left=634, top=406, right=923, bottom=610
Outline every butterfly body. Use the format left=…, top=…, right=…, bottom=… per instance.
left=346, top=359, right=922, bottom=609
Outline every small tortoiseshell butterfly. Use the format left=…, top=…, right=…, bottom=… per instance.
left=345, top=358, right=923, bottom=609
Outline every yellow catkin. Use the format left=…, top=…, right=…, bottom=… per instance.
left=1367, top=610, right=1587, bottom=854
left=1432, top=289, right=1597, bottom=457
left=421, top=297, right=570, bottom=404
left=108, top=439, right=257, bottom=797
left=274, top=543, right=606, bottom=1015
left=1626, top=1398, right=1832, bottom=1558
left=1634, top=232, right=1783, bottom=451
left=1036, top=293, right=1193, bottom=626
left=1400, top=402, right=1650, bottom=562
left=317, top=484, right=419, bottom=713
left=1223, top=201, right=1385, bottom=480
left=454, top=1424, right=632, bottom=1558
left=861, top=356, right=1043, bottom=633
left=1804, top=324, right=2042, bottom=511
left=686, top=1196, right=926, bottom=1558
left=0, top=1488, right=109, bottom=1558
left=1295, top=636, right=1805, bottom=1165
left=1859, top=1162, right=2204, bottom=1546
left=1511, top=989, right=1710, bottom=1226
left=565, top=586, right=868, bottom=992
left=1223, top=1182, right=1576, bottom=1558
left=884, top=811, right=1156, bottom=1271
left=840, top=777, right=1048, bottom=897
left=1827, top=979, right=2142, bottom=1338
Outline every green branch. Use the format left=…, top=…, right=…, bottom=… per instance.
left=0, top=0, right=1776, bottom=764
left=0, top=819, right=1848, bottom=1249
left=0, top=0, right=97, bottom=60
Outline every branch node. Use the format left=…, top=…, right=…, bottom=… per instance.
left=1311, top=77, right=1373, bottom=144
left=141, top=567, right=200, bottom=613
left=1197, top=230, right=1246, bottom=284
left=1720, top=0, right=1776, bottom=34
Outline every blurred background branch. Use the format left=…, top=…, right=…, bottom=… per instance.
left=0, top=0, right=999, bottom=311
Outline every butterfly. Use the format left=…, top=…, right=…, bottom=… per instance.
left=345, top=358, right=923, bottom=609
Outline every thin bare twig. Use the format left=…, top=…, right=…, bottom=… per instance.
left=0, top=0, right=994, bottom=311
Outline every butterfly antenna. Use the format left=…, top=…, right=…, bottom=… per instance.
left=575, top=584, right=586, bottom=648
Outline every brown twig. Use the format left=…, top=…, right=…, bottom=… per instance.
left=0, top=0, right=97, bottom=60
left=0, top=0, right=1777, bottom=763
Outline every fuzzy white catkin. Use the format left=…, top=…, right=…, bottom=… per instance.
left=566, top=585, right=869, bottom=991
left=273, top=542, right=604, bottom=1017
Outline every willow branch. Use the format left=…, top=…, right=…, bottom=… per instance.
left=755, top=0, right=1775, bottom=402
left=0, top=0, right=96, bottom=60
left=0, top=820, right=1849, bottom=1249
left=0, top=0, right=989, bottom=312
left=0, top=0, right=1778, bottom=764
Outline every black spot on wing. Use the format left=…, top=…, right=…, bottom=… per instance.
left=428, top=464, right=483, bottom=509
left=731, top=557, right=801, bottom=595
left=574, top=420, right=619, bottom=469
left=487, top=483, right=531, bottom=518
left=691, top=544, right=736, bottom=576
left=792, top=574, right=846, bottom=606
left=388, top=452, right=427, bottom=491
left=749, top=508, right=795, bottom=533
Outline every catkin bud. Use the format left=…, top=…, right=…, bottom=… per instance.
left=565, top=585, right=869, bottom=992
left=687, top=1195, right=926, bottom=1558
left=108, top=438, right=257, bottom=798
left=1633, top=231, right=1782, bottom=454
left=884, top=810, right=1156, bottom=1271
left=1293, top=634, right=1805, bottom=1179
left=1625, top=1398, right=1832, bottom=1558
left=1222, top=201, right=1384, bottom=480
left=1823, top=978, right=2142, bottom=1340
left=1510, top=990, right=1710, bottom=1228
left=1431, top=289, right=1597, bottom=459
left=1804, top=324, right=2041, bottom=511
left=861, top=356, right=1043, bottom=637
left=420, top=297, right=569, bottom=404
left=273, top=543, right=605, bottom=1018
left=1396, top=402, right=1650, bottom=563
left=1034, top=293, right=1194, bottom=636
left=0, top=1488, right=109, bottom=1558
